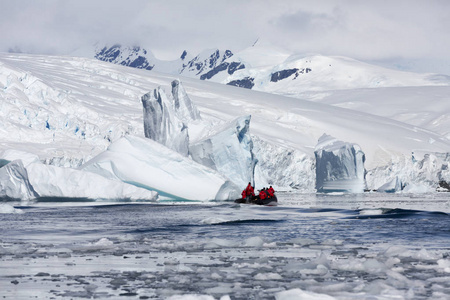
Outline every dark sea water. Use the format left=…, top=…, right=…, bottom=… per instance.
left=1, top=192, right=449, bottom=299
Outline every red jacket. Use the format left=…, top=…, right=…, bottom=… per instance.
left=246, top=184, right=254, bottom=196
left=259, top=191, right=267, bottom=199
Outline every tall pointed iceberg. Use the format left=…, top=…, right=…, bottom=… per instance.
left=141, top=87, right=189, bottom=156
left=171, top=79, right=201, bottom=122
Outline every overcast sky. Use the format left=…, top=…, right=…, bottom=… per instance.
left=2, top=0, right=450, bottom=74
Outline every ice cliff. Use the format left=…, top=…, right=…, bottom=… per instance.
left=190, top=116, right=257, bottom=188
left=314, top=134, right=366, bottom=193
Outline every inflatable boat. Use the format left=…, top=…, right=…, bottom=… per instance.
left=234, top=195, right=278, bottom=206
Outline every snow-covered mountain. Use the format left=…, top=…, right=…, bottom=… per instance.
left=1, top=52, right=450, bottom=201
left=92, top=44, right=450, bottom=95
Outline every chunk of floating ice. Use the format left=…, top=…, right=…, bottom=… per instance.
left=166, top=295, right=216, bottom=300
left=275, top=288, right=337, bottom=300
left=200, top=217, right=227, bottom=224
left=245, top=236, right=264, bottom=247
left=359, top=209, right=383, bottom=215
left=437, top=259, right=450, bottom=273
left=254, top=272, right=283, bottom=280
left=0, top=204, right=23, bottom=214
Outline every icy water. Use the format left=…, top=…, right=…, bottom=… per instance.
left=1, top=193, right=449, bottom=300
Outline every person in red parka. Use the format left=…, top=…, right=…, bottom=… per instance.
left=267, top=186, right=275, bottom=198
left=258, top=188, right=267, bottom=200
left=245, top=182, right=255, bottom=197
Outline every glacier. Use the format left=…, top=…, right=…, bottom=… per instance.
left=314, top=134, right=366, bottom=193
left=1, top=52, right=450, bottom=200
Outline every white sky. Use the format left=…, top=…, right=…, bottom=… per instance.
left=2, top=0, right=450, bottom=74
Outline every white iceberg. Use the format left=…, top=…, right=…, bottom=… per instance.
left=315, top=134, right=366, bottom=193
left=80, top=135, right=238, bottom=201
left=0, top=160, right=38, bottom=200
left=190, top=115, right=257, bottom=188
left=27, top=162, right=158, bottom=201
left=0, top=156, right=158, bottom=201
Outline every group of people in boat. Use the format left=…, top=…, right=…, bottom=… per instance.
left=235, top=182, right=277, bottom=205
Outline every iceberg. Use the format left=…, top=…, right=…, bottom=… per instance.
left=190, top=115, right=257, bottom=188
left=0, top=156, right=158, bottom=201
left=376, top=176, right=403, bottom=193
left=0, top=160, right=38, bottom=200
left=171, top=79, right=201, bottom=122
left=142, top=87, right=189, bottom=156
left=80, top=135, right=238, bottom=201
left=314, top=134, right=366, bottom=193
left=26, top=162, right=158, bottom=201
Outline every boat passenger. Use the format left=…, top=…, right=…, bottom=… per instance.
left=267, top=186, right=275, bottom=198
left=258, top=188, right=267, bottom=200
left=245, top=182, right=254, bottom=197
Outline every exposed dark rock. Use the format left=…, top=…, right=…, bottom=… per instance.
left=95, top=45, right=122, bottom=62
left=271, top=68, right=312, bottom=82
left=96, top=45, right=154, bottom=70
left=438, top=180, right=450, bottom=192
left=227, top=77, right=255, bottom=89
left=271, top=68, right=299, bottom=82
left=180, top=50, right=187, bottom=60
left=228, top=62, right=245, bottom=75
left=200, top=62, right=229, bottom=80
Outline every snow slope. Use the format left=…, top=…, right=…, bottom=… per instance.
left=1, top=53, right=450, bottom=197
